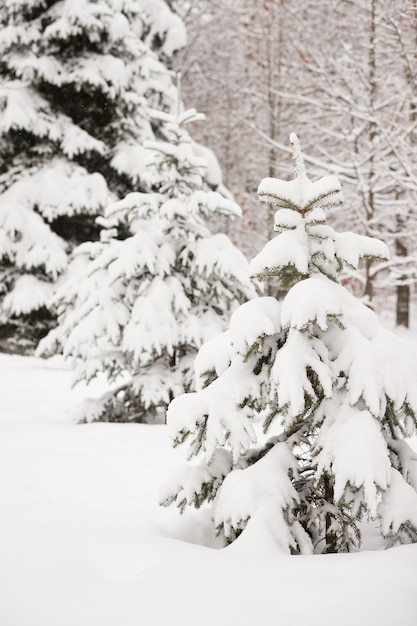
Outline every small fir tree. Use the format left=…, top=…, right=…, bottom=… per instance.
left=160, top=134, right=417, bottom=554
left=0, top=0, right=186, bottom=351
left=38, top=108, right=256, bottom=423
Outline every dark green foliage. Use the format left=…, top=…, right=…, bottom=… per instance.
left=0, top=0, right=184, bottom=352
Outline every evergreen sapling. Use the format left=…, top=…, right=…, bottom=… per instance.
left=38, top=107, right=255, bottom=423
left=161, top=134, right=417, bottom=554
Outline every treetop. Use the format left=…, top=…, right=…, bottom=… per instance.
left=258, top=135, right=343, bottom=216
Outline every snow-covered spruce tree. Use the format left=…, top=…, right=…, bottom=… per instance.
left=160, top=134, right=417, bottom=554
left=0, top=0, right=185, bottom=351
left=38, top=107, right=255, bottom=423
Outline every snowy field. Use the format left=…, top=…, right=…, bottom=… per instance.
left=1, top=350, right=417, bottom=626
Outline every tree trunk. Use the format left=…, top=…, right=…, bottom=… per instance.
left=396, top=237, right=410, bottom=327
left=363, top=258, right=374, bottom=303
left=324, top=475, right=337, bottom=553
left=363, top=0, right=377, bottom=306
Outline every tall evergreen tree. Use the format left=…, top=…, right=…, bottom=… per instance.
left=161, top=135, right=417, bottom=554
left=0, top=0, right=186, bottom=351
left=38, top=107, right=255, bottom=423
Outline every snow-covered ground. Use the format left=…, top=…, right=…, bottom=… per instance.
left=1, top=351, right=417, bottom=626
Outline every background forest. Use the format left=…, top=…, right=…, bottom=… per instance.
left=176, top=0, right=417, bottom=327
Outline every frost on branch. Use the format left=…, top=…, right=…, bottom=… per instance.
left=162, top=134, right=417, bottom=555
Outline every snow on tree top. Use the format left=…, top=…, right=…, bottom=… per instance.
left=258, top=134, right=343, bottom=214
left=250, top=135, right=390, bottom=286
left=258, top=173, right=343, bottom=214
